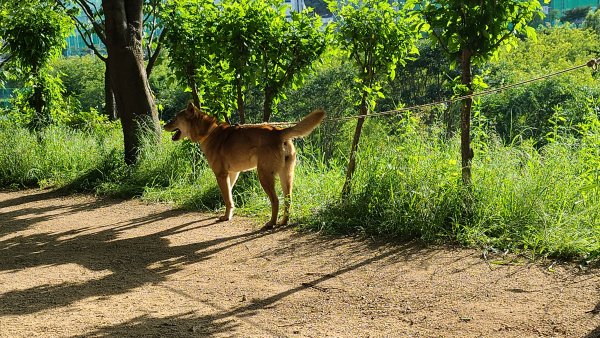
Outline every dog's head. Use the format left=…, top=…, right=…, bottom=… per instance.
left=164, top=102, right=214, bottom=142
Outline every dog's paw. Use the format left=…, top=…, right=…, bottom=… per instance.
left=277, top=219, right=289, bottom=227
left=218, top=215, right=231, bottom=222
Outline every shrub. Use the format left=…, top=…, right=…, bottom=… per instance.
left=482, top=26, right=600, bottom=144
left=51, top=55, right=105, bottom=113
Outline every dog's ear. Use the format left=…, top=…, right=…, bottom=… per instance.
left=186, top=102, right=196, bottom=113
left=185, top=102, right=200, bottom=118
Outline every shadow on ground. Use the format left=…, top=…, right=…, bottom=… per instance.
left=0, top=190, right=434, bottom=336
left=0, top=192, right=273, bottom=316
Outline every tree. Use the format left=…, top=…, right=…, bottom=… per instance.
left=561, top=6, right=591, bottom=25
left=407, top=0, right=545, bottom=185
left=583, top=8, right=600, bottom=37
left=257, top=8, right=327, bottom=122
left=102, top=0, right=161, bottom=165
left=162, top=0, right=229, bottom=118
left=0, top=1, right=73, bottom=129
left=326, top=0, right=418, bottom=197
left=163, top=0, right=326, bottom=123
left=57, top=0, right=167, bottom=120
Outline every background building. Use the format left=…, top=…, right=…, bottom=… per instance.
left=544, top=0, right=599, bottom=16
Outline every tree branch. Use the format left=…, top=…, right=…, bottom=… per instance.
left=57, top=0, right=107, bottom=60
left=75, top=0, right=107, bottom=44
left=74, top=24, right=107, bottom=62
left=146, top=27, right=167, bottom=77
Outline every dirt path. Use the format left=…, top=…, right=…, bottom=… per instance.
left=0, top=190, right=598, bottom=338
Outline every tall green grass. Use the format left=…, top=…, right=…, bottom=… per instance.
left=0, top=124, right=121, bottom=188
left=307, top=117, right=599, bottom=261
left=0, top=117, right=598, bottom=262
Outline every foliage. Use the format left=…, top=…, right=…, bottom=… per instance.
left=256, top=5, right=327, bottom=121
left=407, top=0, right=544, bottom=65
left=0, top=1, right=72, bottom=72
left=162, top=0, right=326, bottom=123
left=326, top=0, right=418, bottom=196
left=161, top=0, right=230, bottom=118
left=328, top=0, right=418, bottom=106
left=583, top=8, right=600, bottom=37
left=51, top=55, right=105, bottom=112
left=6, top=71, right=72, bottom=126
left=0, top=1, right=73, bottom=129
left=481, top=26, right=600, bottom=144
left=214, top=0, right=276, bottom=122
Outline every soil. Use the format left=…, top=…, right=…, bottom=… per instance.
left=0, top=189, right=598, bottom=338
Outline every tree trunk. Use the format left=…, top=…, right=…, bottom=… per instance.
left=263, top=89, right=275, bottom=122
left=341, top=91, right=368, bottom=198
left=29, top=73, right=47, bottom=130
left=103, top=0, right=160, bottom=165
left=103, top=64, right=117, bottom=120
left=236, top=76, right=246, bottom=124
left=460, top=49, right=474, bottom=185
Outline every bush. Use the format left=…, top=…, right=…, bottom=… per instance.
left=306, top=116, right=599, bottom=261
left=52, top=55, right=105, bottom=113
left=482, top=26, right=600, bottom=144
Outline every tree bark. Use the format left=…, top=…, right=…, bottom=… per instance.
left=236, top=76, right=246, bottom=124
left=29, top=74, right=47, bottom=130
left=102, top=0, right=160, bottom=165
left=460, top=49, right=474, bottom=186
left=103, top=64, right=117, bottom=120
left=263, top=88, right=275, bottom=122
left=341, top=91, right=368, bottom=198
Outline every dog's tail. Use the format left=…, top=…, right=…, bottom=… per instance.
left=281, top=109, right=325, bottom=140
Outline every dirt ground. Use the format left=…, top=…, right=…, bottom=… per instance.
left=0, top=190, right=598, bottom=338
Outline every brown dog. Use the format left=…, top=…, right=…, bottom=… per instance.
left=164, top=103, right=325, bottom=228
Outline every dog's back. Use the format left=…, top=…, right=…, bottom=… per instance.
left=203, top=109, right=325, bottom=171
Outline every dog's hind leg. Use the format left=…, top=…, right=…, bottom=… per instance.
left=229, top=171, right=240, bottom=189
left=278, top=153, right=296, bottom=226
left=216, top=171, right=236, bottom=222
left=257, top=166, right=278, bottom=229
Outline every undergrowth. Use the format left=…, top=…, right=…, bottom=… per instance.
left=0, top=114, right=598, bottom=263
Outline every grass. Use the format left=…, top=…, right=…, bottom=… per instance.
left=0, top=117, right=598, bottom=263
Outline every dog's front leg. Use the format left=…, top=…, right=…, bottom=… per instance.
left=216, top=172, right=235, bottom=221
